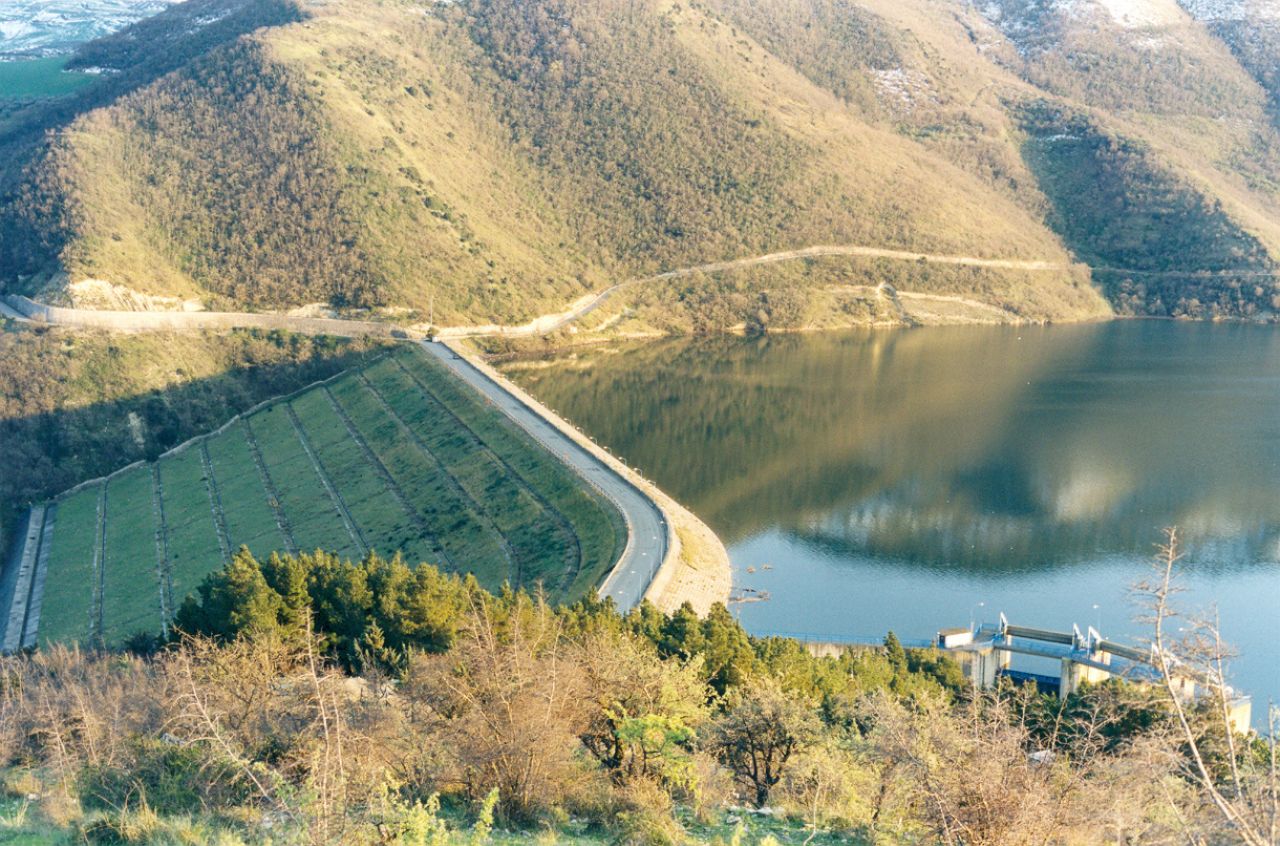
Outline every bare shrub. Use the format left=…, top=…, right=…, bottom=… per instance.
left=708, top=675, right=820, bottom=808
left=776, top=741, right=870, bottom=843
left=401, top=594, right=599, bottom=821
left=575, top=628, right=710, bottom=785
left=862, top=690, right=1086, bottom=846
left=611, top=776, right=685, bottom=846
left=0, top=645, right=170, bottom=792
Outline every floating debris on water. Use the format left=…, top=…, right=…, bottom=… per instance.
left=729, top=587, right=771, bottom=604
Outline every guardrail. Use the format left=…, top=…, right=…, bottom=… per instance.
left=754, top=630, right=935, bottom=649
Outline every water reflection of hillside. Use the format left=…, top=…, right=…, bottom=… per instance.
left=791, top=499, right=1280, bottom=577
left=513, top=322, right=1280, bottom=573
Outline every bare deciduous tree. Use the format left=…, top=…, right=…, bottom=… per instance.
left=402, top=594, right=595, bottom=821
left=574, top=628, right=710, bottom=784
left=1137, top=527, right=1279, bottom=846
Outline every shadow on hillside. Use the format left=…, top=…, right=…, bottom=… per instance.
left=1014, top=102, right=1275, bottom=316
left=0, top=324, right=384, bottom=546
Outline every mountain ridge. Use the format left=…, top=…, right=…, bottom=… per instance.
left=2, top=0, right=1279, bottom=328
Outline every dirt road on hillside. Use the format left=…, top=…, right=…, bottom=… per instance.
left=436, top=245, right=1071, bottom=338
left=3, top=243, right=1073, bottom=338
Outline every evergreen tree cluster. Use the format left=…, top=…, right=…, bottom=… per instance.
left=173, top=547, right=969, bottom=705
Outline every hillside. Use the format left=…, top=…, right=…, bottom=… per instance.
left=973, top=0, right=1280, bottom=314
left=1, top=0, right=1102, bottom=327
left=1, top=0, right=1279, bottom=325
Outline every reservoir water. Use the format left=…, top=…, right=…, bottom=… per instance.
left=509, top=322, right=1280, bottom=721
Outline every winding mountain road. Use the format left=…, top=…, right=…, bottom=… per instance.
left=436, top=245, right=1074, bottom=339
left=2, top=243, right=1074, bottom=339
left=419, top=342, right=669, bottom=611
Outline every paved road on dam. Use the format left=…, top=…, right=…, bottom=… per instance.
left=418, top=342, right=668, bottom=610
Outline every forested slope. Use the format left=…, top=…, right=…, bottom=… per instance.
left=3, top=0, right=1280, bottom=324
left=1, top=0, right=1104, bottom=325
left=974, top=0, right=1280, bottom=315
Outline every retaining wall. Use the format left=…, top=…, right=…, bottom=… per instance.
left=1, top=507, right=44, bottom=652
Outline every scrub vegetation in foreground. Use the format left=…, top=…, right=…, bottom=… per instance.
left=0, top=539, right=1274, bottom=846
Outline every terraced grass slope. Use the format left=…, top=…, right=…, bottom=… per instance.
left=17, top=344, right=624, bottom=648
left=0, top=325, right=387, bottom=558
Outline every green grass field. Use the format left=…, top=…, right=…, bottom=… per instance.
left=28, top=346, right=625, bottom=647
left=35, top=487, right=99, bottom=647
left=98, top=467, right=162, bottom=644
left=248, top=405, right=362, bottom=560
left=158, top=447, right=219, bottom=606
left=205, top=426, right=287, bottom=560
left=363, top=358, right=579, bottom=589
left=392, top=348, right=626, bottom=598
left=0, top=56, right=94, bottom=99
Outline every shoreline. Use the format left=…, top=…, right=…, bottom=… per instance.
left=440, top=339, right=732, bottom=615
left=480, top=309, right=1280, bottom=366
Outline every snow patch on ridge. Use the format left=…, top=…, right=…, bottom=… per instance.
left=1089, top=0, right=1186, bottom=28
left=0, top=0, right=178, bottom=59
left=1178, top=0, right=1280, bottom=20
left=871, top=67, right=937, bottom=109
left=977, top=0, right=1193, bottom=55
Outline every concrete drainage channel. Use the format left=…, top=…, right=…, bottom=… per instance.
left=1, top=505, right=53, bottom=652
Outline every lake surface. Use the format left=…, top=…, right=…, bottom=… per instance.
left=509, top=322, right=1280, bottom=721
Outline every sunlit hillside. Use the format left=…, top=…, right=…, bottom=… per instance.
left=3, top=0, right=1280, bottom=324
left=2, top=0, right=1103, bottom=325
